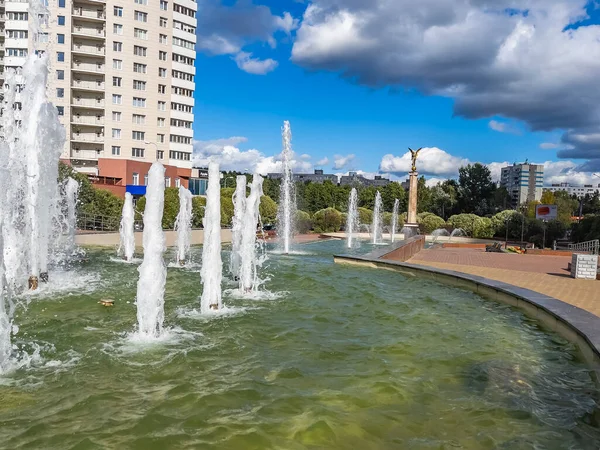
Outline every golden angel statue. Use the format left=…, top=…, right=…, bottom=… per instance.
left=408, top=147, right=422, bottom=172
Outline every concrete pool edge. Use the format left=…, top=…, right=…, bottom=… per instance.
left=334, top=254, right=600, bottom=378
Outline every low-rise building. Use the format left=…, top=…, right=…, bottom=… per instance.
left=267, top=169, right=338, bottom=184
left=339, top=172, right=390, bottom=187
left=544, top=183, right=600, bottom=198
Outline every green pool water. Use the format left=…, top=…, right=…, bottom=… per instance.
left=1, top=239, right=599, bottom=449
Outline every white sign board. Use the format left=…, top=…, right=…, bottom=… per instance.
left=536, top=204, right=558, bottom=221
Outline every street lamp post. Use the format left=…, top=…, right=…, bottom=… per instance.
left=144, top=141, right=159, bottom=161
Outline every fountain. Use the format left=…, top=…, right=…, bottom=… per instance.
left=200, top=162, right=223, bottom=312
left=431, top=228, right=450, bottom=244
left=372, top=191, right=383, bottom=244
left=174, top=186, right=193, bottom=266
left=0, top=52, right=66, bottom=291
left=118, top=193, right=135, bottom=262
left=390, top=199, right=400, bottom=243
left=277, top=121, right=295, bottom=254
left=346, top=188, right=359, bottom=248
left=449, top=228, right=467, bottom=242
left=63, top=178, right=79, bottom=256
left=239, top=174, right=264, bottom=292
left=230, top=176, right=247, bottom=278
left=400, top=226, right=418, bottom=239
left=135, top=163, right=167, bottom=338
left=49, top=177, right=80, bottom=265
left=0, top=223, right=14, bottom=374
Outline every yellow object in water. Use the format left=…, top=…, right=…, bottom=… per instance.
left=98, top=299, right=114, bottom=307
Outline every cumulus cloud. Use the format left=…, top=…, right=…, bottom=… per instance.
left=379, top=147, right=470, bottom=176
left=197, top=0, right=298, bottom=74
left=315, top=157, right=330, bottom=166
left=333, top=153, right=355, bottom=170
left=193, top=137, right=313, bottom=174
left=540, top=142, right=560, bottom=150
left=291, top=0, right=600, bottom=170
left=233, top=52, right=278, bottom=75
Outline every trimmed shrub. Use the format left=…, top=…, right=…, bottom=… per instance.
left=491, top=210, right=520, bottom=236
left=418, top=212, right=446, bottom=234
left=447, top=213, right=494, bottom=238
left=313, top=208, right=343, bottom=233
left=192, top=196, right=206, bottom=228
left=296, top=210, right=313, bottom=233
left=358, top=207, right=373, bottom=225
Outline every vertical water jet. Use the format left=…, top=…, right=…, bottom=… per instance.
left=277, top=121, right=295, bottom=254
left=200, top=162, right=223, bottom=312
left=174, top=186, right=193, bottom=266
left=119, top=193, right=135, bottom=262
left=372, top=191, right=383, bottom=244
left=230, top=176, right=247, bottom=277
left=239, top=174, right=264, bottom=292
left=391, top=199, right=400, bottom=243
left=346, top=188, right=359, bottom=248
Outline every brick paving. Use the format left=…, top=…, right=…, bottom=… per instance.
left=408, top=248, right=600, bottom=317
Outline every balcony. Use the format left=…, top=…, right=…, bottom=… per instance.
left=72, top=25, right=105, bottom=39
left=71, top=115, right=104, bottom=125
left=72, top=61, right=105, bottom=74
left=71, top=133, right=104, bottom=143
left=71, top=145, right=103, bottom=160
left=71, top=79, right=105, bottom=91
left=72, top=42, right=105, bottom=56
left=72, top=7, right=106, bottom=21
left=72, top=97, right=105, bottom=108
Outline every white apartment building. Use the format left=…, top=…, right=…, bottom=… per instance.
left=0, top=0, right=197, bottom=197
left=500, top=162, right=544, bottom=207
left=544, top=183, right=600, bottom=198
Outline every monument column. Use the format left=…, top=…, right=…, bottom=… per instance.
left=404, top=147, right=422, bottom=235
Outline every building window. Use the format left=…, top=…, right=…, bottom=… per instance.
left=57, top=15, right=65, bottom=25
left=158, top=101, right=166, bottom=111
left=133, top=80, right=146, bottom=90
left=157, top=150, right=164, bottom=159
left=144, top=174, right=149, bottom=186
left=133, top=97, right=146, bottom=107
left=56, top=88, right=64, bottom=98
left=175, top=178, right=181, bottom=188
left=113, top=77, right=122, bottom=87
left=158, top=68, right=167, bottom=77
left=132, top=148, right=145, bottom=158
left=58, top=0, right=65, bottom=7
left=165, top=177, right=171, bottom=188
left=158, top=84, right=166, bottom=94
left=160, top=0, right=168, bottom=10
left=157, top=134, right=165, bottom=143
left=159, top=34, right=168, bottom=44
left=133, top=45, right=147, bottom=57
left=112, top=128, right=121, bottom=139
left=160, top=17, right=167, bottom=27
left=112, top=111, right=121, bottom=121
left=113, top=24, right=123, bottom=35
left=57, top=70, right=64, bottom=80
left=112, top=94, right=122, bottom=104
left=57, top=52, right=65, bottom=62
left=114, top=6, right=123, bottom=17
left=134, top=28, right=147, bottom=40
left=157, top=118, right=165, bottom=127
left=132, top=131, right=145, bottom=140
left=132, top=172, right=139, bottom=185
left=159, top=51, right=167, bottom=61
left=169, top=151, right=191, bottom=161
left=134, top=11, right=147, bottom=22
left=113, top=42, right=122, bottom=52
left=112, top=146, right=121, bottom=155
left=133, top=63, right=147, bottom=73
left=132, top=114, right=145, bottom=124
left=56, top=106, right=64, bottom=116
left=170, top=136, right=193, bottom=146
left=57, top=34, right=65, bottom=44
left=113, top=59, right=122, bottom=70
left=135, top=0, right=147, bottom=4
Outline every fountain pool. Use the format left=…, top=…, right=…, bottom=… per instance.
left=0, top=239, right=598, bottom=449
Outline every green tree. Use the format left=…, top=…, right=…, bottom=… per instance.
left=259, top=195, right=278, bottom=224
left=416, top=176, right=432, bottom=213
left=191, top=196, right=206, bottom=228
left=358, top=207, right=373, bottom=225
left=295, top=210, right=313, bottom=233
left=262, top=178, right=280, bottom=202
left=430, top=183, right=457, bottom=219
left=312, top=208, right=342, bottom=233
left=380, top=182, right=406, bottom=212
left=457, top=163, right=496, bottom=215
left=358, top=186, right=377, bottom=209
left=220, top=188, right=235, bottom=226
left=135, top=187, right=180, bottom=229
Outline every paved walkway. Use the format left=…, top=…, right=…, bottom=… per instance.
left=409, top=248, right=600, bottom=317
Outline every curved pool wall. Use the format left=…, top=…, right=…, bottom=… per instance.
left=334, top=253, right=600, bottom=379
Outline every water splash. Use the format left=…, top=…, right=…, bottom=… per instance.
left=239, top=174, right=265, bottom=292
left=118, top=193, right=135, bottom=262
left=400, top=226, right=418, bottom=239
left=346, top=188, right=359, bottom=248
left=200, top=162, right=223, bottom=313
left=0, top=222, right=15, bottom=374
left=50, top=177, right=80, bottom=266
left=431, top=228, right=450, bottom=244
left=230, top=175, right=247, bottom=277
left=277, top=121, right=296, bottom=254
left=449, top=228, right=467, bottom=242
left=174, top=186, right=193, bottom=265
left=135, top=163, right=167, bottom=338
left=372, top=191, right=383, bottom=244
left=390, top=199, right=400, bottom=243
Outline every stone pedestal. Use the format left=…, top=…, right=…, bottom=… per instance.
left=571, top=253, right=599, bottom=280
left=405, top=171, right=419, bottom=231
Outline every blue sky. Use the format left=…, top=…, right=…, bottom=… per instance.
left=192, top=0, right=600, bottom=185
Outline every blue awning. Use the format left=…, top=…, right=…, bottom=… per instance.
left=126, top=185, right=147, bottom=196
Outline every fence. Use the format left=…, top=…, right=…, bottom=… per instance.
left=77, top=212, right=143, bottom=232
left=568, top=239, right=599, bottom=255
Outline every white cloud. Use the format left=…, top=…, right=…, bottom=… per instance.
left=488, top=120, right=521, bottom=135
left=333, top=153, right=355, bottom=170
left=233, top=52, right=278, bottom=75
left=315, top=157, right=330, bottom=166
left=540, top=142, right=560, bottom=150
left=425, top=177, right=449, bottom=188
left=379, top=147, right=470, bottom=176
left=193, top=137, right=313, bottom=175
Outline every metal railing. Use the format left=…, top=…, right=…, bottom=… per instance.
left=569, top=239, right=599, bottom=255
left=78, top=212, right=142, bottom=232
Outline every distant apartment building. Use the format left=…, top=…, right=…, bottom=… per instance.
left=0, top=0, right=197, bottom=198
left=544, top=183, right=600, bottom=198
left=339, top=172, right=390, bottom=187
left=267, top=169, right=338, bottom=184
left=500, top=162, right=544, bottom=207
